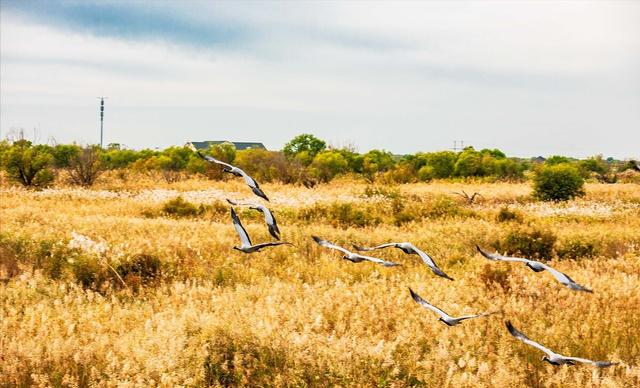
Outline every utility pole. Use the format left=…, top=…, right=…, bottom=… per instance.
left=452, top=140, right=465, bottom=151
left=97, top=96, right=107, bottom=147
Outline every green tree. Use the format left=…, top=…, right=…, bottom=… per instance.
left=533, top=163, right=585, bottom=201
left=454, top=148, right=484, bottom=177
left=579, top=155, right=608, bottom=177
left=51, top=144, right=81, bottom=168
left=283, top=134, right=326, bottom=164
left=424, top=151, right=457, bottom=179
left=310, top=150, right=348, bottom=182
left=545, top=155, right=571, bottom=165
left=3, top=140, right=55, bottom=187
left=361, top=149, right=395, bottom=181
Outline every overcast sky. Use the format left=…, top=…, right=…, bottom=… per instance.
left=1, top=0, right=639, bottom=158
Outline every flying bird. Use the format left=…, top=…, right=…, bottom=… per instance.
left=230, top=208, right=291, bottom=253
left=193, top=149, right=269, bottom=201
left=409, top=288, right=495, bottom=326
left=505, top=321, right=618, bottom=368
left=353, top=242, right=453, bottom=280
left=452, top=190, right=483, bottom=205
left=476, top=246, right=592, bottom=292
left=312, top=236, right=400, bottom=267
left=227, top=198, right=280, bottom=240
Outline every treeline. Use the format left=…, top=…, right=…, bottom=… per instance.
left=0, top=134, right=637, bottom=188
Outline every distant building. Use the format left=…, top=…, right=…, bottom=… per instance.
left=531, top=156, right=546, bottom=163
left=187, top=140, right=266, bottom=151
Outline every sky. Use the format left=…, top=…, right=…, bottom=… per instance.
left=1, top=0, right=639, bottom=159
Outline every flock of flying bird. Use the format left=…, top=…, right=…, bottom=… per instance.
left=192, top=146, right=620, bottom=370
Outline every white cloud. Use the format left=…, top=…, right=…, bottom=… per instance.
left=1, top=1, right=639, bottom=158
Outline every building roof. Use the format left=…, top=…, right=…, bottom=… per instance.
left=188, top=141, right=266, bottom=151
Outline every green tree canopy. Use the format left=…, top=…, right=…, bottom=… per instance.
left=283, top=134, right=326, bottom=164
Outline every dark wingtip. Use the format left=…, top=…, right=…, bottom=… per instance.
left=230, top=207, right=239, bottom=221
left=408, top=287, right=419, bottom=301
left=505, top=320, right=519, bottom=337
left=352, top=244, right=365, bottom=251
left=311, top=235, right=322, bottom=244
left=226, top=198, right=234, bottom=205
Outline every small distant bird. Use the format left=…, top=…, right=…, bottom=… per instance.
left=193, top=148, right=269, bottom=201
left=227, top=198, right=280, bottom=240
left=409, top=288, right=495, bottom=326
left=452, top=190, right=483, bottom=205
left=230, top=208, right=291, bottom=253
left=312, top=236, right=400, bottom=267
left=476, top=246, right=592, bottom=292
left=353, top=242, right=453, bottom=280
left=505, top=321, right=619, bottom=368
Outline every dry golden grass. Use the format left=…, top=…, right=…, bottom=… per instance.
left=1, top=176, right=639, bottom=387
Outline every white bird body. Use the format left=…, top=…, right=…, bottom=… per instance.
left=227, top=198, right=280, bottom=240
left=409, top=288, right=494, bottom=326
left=196, top=151, right=269, bottom=201
left=506, top=321, right=618, bottom=368
left=476, top=246, right=592, bottom=292
left=353, top=242, right=453, bottom=280
left=312, top=236, right=400, bottom=267
left=230, top=208, right=290, bottom=253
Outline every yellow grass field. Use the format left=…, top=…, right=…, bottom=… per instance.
left=1, top=175, right=639, bottom=387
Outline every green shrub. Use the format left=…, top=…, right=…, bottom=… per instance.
left=162, top=196, right=205, bottom=217
left=298, top=202, right=380, bottom=228
left=496, top=206, right=522, bottom=223
left=494, top=228, right=557, bottom=261
left=425, top=196, right=463, bottom=219
left=117, top=254, right=162, bottom=288
left=532, top=163, right=585, bottom=201
left=557, top=239, right=597, bottom=260
left=3, top=140, right=55, bottom=188
left=72, top=256, right=105, bottom=288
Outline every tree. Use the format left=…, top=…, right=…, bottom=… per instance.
left=361, top=149, right=395, bottom=182
left=52, top=144, right=81, bottom=168
left=67, top=146, right=104, bottom=186
left=310, top=150, right=348, bottom=182
left=545, top=155, right=571, bottom=165
left=423, top=151, right=457, bottom=179
left=283, top=134, right=326, bottom=164
left=454, top=148, right=483, bottom=177
left=579, top=155, right=608, bottom=178
left=3, top=140, right=55, bottom=187
left=533, top=163, right=585, bottom=201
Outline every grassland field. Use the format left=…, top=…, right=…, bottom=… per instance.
left=1, top=173, right=639, bottom=387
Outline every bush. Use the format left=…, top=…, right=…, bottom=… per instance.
left=67, top=146, right=104, bottom=186
left=532, top=163, right=585, bottom=201
left=557, top=239, right=597, bottom=260
left=425, top=196, right=463, bottom=219
left=299, top=202, right=380, bottom=228
left=496, top=206, right=522, bottom=223
left=162, top=196, right=205, bottom=217
left=3, top=140, right=55, bottom=188
left=117, top=254, right=162, bottom=289
left=494, top=227, right=557, bottom=261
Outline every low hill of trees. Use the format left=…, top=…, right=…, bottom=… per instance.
left=0, top=134, right=638, bottom=188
